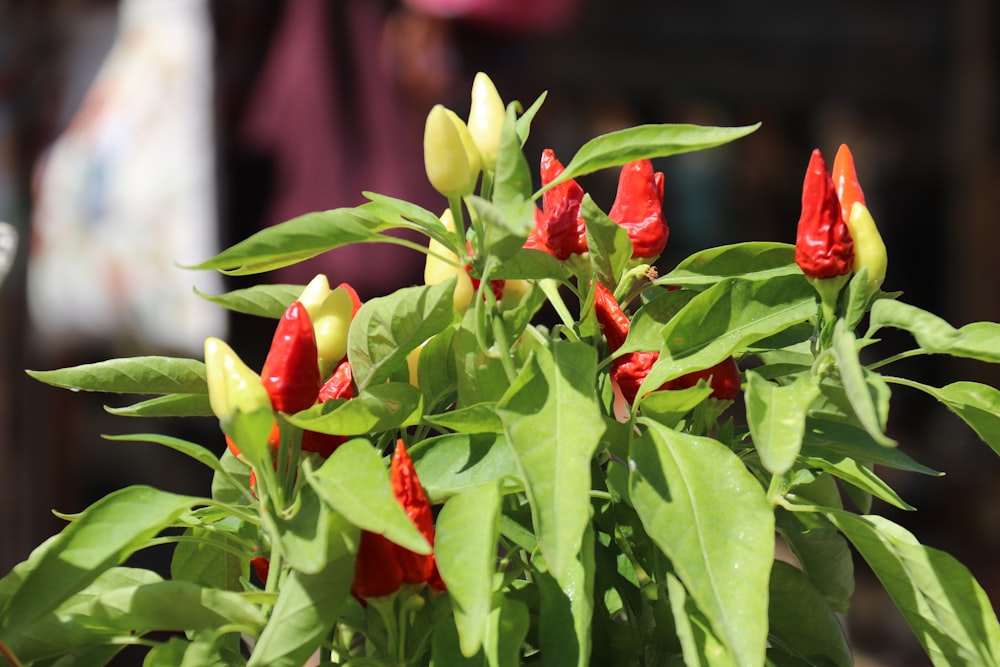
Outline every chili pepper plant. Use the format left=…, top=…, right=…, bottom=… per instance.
left=4, top=73, right=1000, bottom=666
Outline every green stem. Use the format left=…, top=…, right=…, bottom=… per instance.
left=144, top=534, right=258, bottom=561
left=765, top=472, right=788, bottom=508
left=448, top=195, right=471, bottom=265
left=539, top=279, right=579, bottom=341
left=866, top=348, right=926, bottom=371
left=480, top=169, right=495, bottom=201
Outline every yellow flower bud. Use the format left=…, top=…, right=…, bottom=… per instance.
left=312, top=285, right=357, bottom=374
left=846, top=202, right=887, bottom=288
left=204, top=337, right=271, bottom=419
left=424, top=104, right=481, bottom=197
left=424, top=209, right=475, bottom=312
left=468, top=72, right=505, bottom=170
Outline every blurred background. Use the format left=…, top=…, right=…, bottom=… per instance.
left=0, top=0, right=997, bottom=665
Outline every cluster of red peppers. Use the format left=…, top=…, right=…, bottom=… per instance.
left=795, top=144, right=886, bottom=289
left=593, top=281, right=741, bottom=405
left=205, top=275, right=445, bottom=601
left=526, top=149, right=669, bottom=261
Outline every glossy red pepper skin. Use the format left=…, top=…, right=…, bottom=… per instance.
left=593, top=282, right=631, bottom=353
left=251, top=556, right=270, bottom=584
left=831, top=143, right=865, bottom=224
left=301, top=360, right=354, bottom=458
left=351, top=530, right=405, bottom=601
left=664, top=356, right=742, bottom=400
left=609, top=160, right=669, bottom=258
left=795, top=149, right=854, bottom=280
left=390, top=439, right=439, bottom=585
left=261, top=301, right=322, bottom=413
left=538, top=149, right=588, bottom=259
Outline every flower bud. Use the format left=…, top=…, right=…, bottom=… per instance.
left=424, top=209, right=475, bottom=312
left=424, top=104, right=481, bottom=198
left=846, top=202, right=888, bottom=288
left=467, top=72, right=505, bottom=170
left=204, top=337, right=271, bottom=419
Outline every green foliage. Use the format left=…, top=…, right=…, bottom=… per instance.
left=6, top=79, right=1000, bottom=667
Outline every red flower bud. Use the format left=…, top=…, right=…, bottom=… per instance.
left=795, top=149, right=854, bottom=280
left=261, top=302, right=321, bottom=413
left=609, top=160, right=669, bottom=258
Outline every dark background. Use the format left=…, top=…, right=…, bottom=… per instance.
left=0, top=1, right=998, bottom=665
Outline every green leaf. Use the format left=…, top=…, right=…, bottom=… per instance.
left=583, top=194, right=632, bottom=289
left=188, top=206, right=392, bottom=275
left=629, top=421, right=773, bottom=665
left=777, top=509, right=855, bottom=615
left=887, top=378, right=1000, bottom=457
left=105, top=392, right=213, bottom=417
left=414, top=324, right=458, bottom=408
left=212, top=448, right=252, bottom=505
left=348, top=281, right=457, bottom=391
left=363, top=191, right=457, bottom=251
left=27, top=356, right=207, bottom=395
left=767, top=561, right=852, bottom=667
left=489, top=247, right=568, bottom=281
left=304, top=439, right=430, bottom=554
left=435, top=482, right=501, bottom=657
left=541, top=123, right=760, bottom=193
left=514, top=91, right=547, bottom=145
left=745, top=372, right=820, bottom=475
left=801, top=417, right=940, bottom=476
left=663, top=242, right=799, bottom=287
left=829, top=319, right=895, bottom=447
left=0, top=486, right=198, bottom=638
left=422, top=402, right=504, bottom=434
left=640, top=274, right=815, bottom=394
left=103, top=433, right=237, bottom=484
left=454, top=308, right=512, bottom=407
left=825, top=511, right=1000, bottom=666
left=799, top=448, right=913, bottom=511
left=869, top=299, right=1000, bottom=363
left=620, top=288, right=699, bottom=355
left=270, top=481, right=336, bottom=575
left=75, top=580, right=266, bottom=634
left=171, top=526, right=248, bottom=592
left=496, top=342, right=605, bottom=587
left=666, top=571, right=738, bottom=667
left=247, top=512, right=358, bottom=667
left=621, top=383, right=712, bottom=428
left=468, top=195, right=535, bottom=264
left=194, top=283, right=302, bottom=318
left=535, top=522, right=596, bottom=667
left=485, top=595, right=530, bottom=667
left=409, top=433, right=521, bottom=503
left=288, top=382, right=422, bottom=434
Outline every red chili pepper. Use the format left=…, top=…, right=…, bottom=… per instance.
left=538, top=149, right=588, bottom=259
left=795, top=149, right=854, bottom=280
left=464, top=242, right=506, bottom=302
left=351, top=530, right=405, bottom=602
left=251, top=556, right=270, bottom=584
left=390, top=439, right=440, bottom=586
left=831, top=143, right=865, bottom=224
left=609, top=160, right=669, bottom=258
left=261, top=301, right=322, bottom=413
left=593, top=283, right=740, bottom=404
left=301, top=360, right=354, bottom=458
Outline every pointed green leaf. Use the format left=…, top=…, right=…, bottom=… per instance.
left=640, top=274, right=815, bottom=395
left=830, top=319, right=895, bottom=447
left=435, top=482, right=501, bottom=657
left=869, top=299, right=1000, bottom=363
left=664, top=242, right=799, bottom=286
left=541, top=123, right=760, bottom=193
left=666, top=572, right=738, bottom=667
left=887, top=378, right=1000, bottom=456
left=194, top=283, right=302, bottom=318
left=767, top=561, right=852, bottom=667
left=802, top=417, right=940, bottom=476
left=348, top=281, right=456, bottom=391
left=288, top=382, right=422, bottom=434
left=105, top=393, right=213, bottom=417
left=468, top=195, right=535, bottom=263
left=270, top=482, right=335, bottom=575
left=825, top=511, right=1000, bottom=666
left=620, top=288, right=699, bottom=355
left=745, top=372, right=820, bottom=475
left=485, top=595, right=530, bottom=667
left=303, top=439, right=429, bottom=554
left=409, top=433, right=520, bottom=502
left=534, top=521, right=596, bottom=667
left=583, top=194, right=632, bottom=289
left=171, top=526, right=248, bottom=592
left=212, top=448, right=253, bottom=505
left=422, top=402, right=504, bottom=434
left=799, top=447, right=913, bottom=510
left=496, top=342, right=605, bottom=587
left=247, top=512, right=358, bottom=667
left=0, top=486, right=198, bottom=638
left=188, top=206, right=392, bottom=275
left=629, top=421, right=773, bottom=665
left=103, top=433, right=236, bottom=484
left=75, top=580, right=266, bottom=634
left=363, top=191, right=457, bottom=250
left=27, top=356, right=207, bottom=395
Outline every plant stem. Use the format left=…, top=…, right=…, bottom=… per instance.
left=866, top=348, right=925, bottom=371
left=0, top=641, right=23, bottom=667
left=539, top=279, right=579, bottom=341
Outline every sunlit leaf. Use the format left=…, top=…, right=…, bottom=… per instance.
left=27, top=357, right=207, bottom=395
left=194, top=283, right=302, bottom=318
left=745, top=372, right=820, bottom=475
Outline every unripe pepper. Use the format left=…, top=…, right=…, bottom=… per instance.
left=846, top=202, right=888, bottom=288
left=260, top=301, right=321, bottom=414
left=795, top=149, right=854, bottom=279
left=204, top=337, right=271, bottom=419
left=608, top=160, right=669, bottom=258
left=423, top=104, right=481, bottom=198
left=310, top=282, right=361, bottom=376
left=538, top=149, right=588, bottom=259
left=467, top=72, right=505, bottom=171
left=424, top=209, right=476, bottom=312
